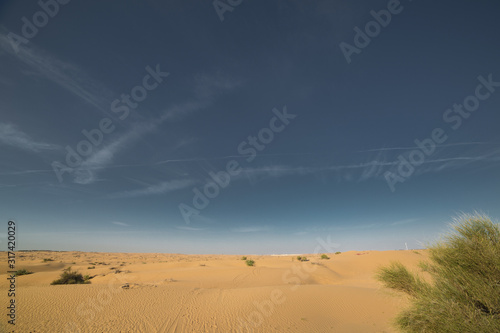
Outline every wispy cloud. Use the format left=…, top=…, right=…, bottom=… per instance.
left=194, top=72, right=243, bottom=100
left=358, top=142, right=494, bottom=153
left=176, top=226, right=206, bottom=231
left=236, top=148, right=500, bottom=184
left=160, top=101, right=209, bottom=122
left=300, top=223, right=382, bottom=233
left=239, top=161, right=396, bottom=182
left=0, top=184, right=17, bottom=188
left=231, top=226, right=269, bottom=233
left=0, top=122, right=60, bottom=153
left=109, top=179, right=196, bottom=198
left=412, top=149, right=500, bottom=175
left=112, top=221, right=129, bottom=226
left=0, top=169, right=52, bottom=176
left=0, top=33, right=112, bottom=117
left=0, top=50, right=242, bottom=185
left=71, top=102, right=207, bottom=184
left=391, top=218, right=419, bottom=226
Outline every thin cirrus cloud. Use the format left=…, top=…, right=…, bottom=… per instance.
left=239, top=162, right=395, bottom=182
left=0, top=34, right=221, bottom=185
left=237, top=149, right=500, bottom=183
left=112, top=221, right=129, bottom=226
left=0, top=122, right=60, bottom=153
left=358, top=142, right=495, bottom=153
left=0, top=33, right=113, bottom=117
left=108, top=179, right=196, bottom=198
left=390, top=218, right=419, bottom=226
left=64, top=77, right=239, bottom=184
left=0, top=34, right=242, bottom=185
left=194, top=73, right=243, bottom=100
left=71, top=102, right=208, bottom=185
left=231, top=226, right=270, bottom=233
left=176, top=226, right=207, bottom=231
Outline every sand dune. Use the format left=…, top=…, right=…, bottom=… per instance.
left=1, top=250, right=427, bottom=332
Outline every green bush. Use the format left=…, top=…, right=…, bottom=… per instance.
left=15, top=269, right=34, bottom=276
left=51, top=267, right=90, bottom=285
left=376, top=262, right=427, bottom=297
left=43, top=258, right=54, bottom=262
left=335, top=251, right=341, bottom=255
left=297, top=256, right=308, bottom=262
left=241, top=256, right=247, bottom=260
left=376, top=214, right=500, bottom=332
left=320, top=254, right=330, bottom=260
left=245, top=259, right=255, bottom=267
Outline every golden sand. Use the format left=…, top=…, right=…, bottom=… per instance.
left=1, top=250, right=427, bottom=332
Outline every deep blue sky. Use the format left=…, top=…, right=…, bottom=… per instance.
left=0, top=0, right=499, bottom=254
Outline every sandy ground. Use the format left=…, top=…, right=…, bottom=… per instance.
left=0, top=250, right=428, bottom=332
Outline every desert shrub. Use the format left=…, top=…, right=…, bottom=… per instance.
left=335, top=251, right=341, bottom=255
left=241, top=256, right=247, bottom=260
left=87, top=266, right=95, bottom=269
left=15, top=269, right=33, bottom=276
left=376, top=214, right=500, bottom=332
left=43, top=258, right=54, bottom=262
left=51, top=267, right=90, bottom=285
left=376, top=262, right=427, bottom=297
left=245, top=259, right=255, bottom=267
left=320, top=254, right=330, bottom=260
left=297, top=256, right=308, bottom=262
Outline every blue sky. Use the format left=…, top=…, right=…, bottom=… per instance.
left=0, top=0, right=499, bottom=254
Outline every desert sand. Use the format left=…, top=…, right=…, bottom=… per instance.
left=1, top=250, right=427, bottom=332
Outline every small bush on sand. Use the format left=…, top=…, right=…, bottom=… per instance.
left=297, top=256, right=308, bottom=262
left=15, top=269, right=33, bottom=276
left=43, top=258, right=54, bottom=262
left=376, top=214, right=500, bottom=332
left=245, top=259, right=255, bottom=267
left=335, top=251, right=341, bottom=255
left=241, top=256, right=247, bottom=260
left=320, top=254, right=330, bottom=260
left=51, top=267, right=90, bottom=285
